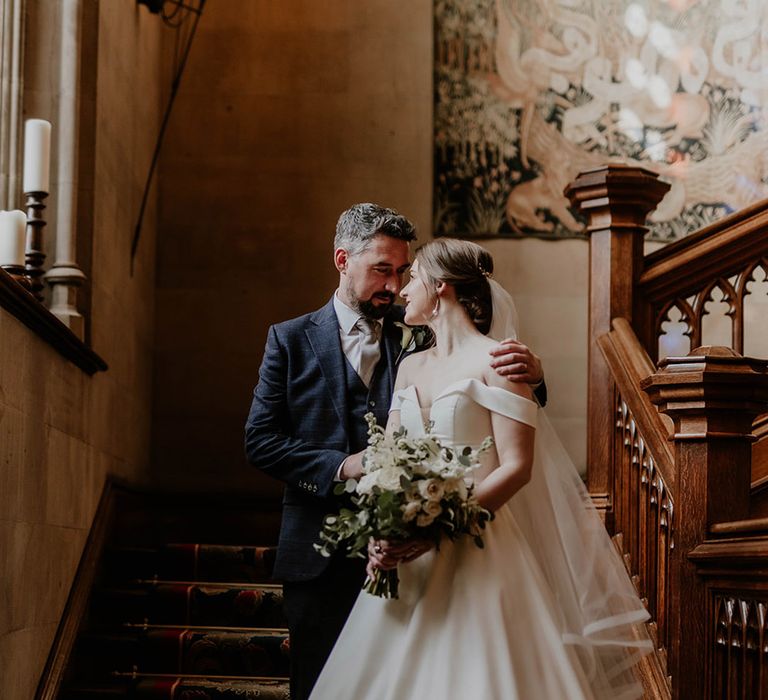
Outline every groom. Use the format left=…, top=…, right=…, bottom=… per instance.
left=245, top=203, right=545, bottom=700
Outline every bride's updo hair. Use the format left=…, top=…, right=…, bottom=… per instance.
left=415, top=238, right=494, bottom=334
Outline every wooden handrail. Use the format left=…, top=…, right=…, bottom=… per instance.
left=597, top=317, right=675, bottom=484
left=639, top=197, right=768, bottom=304
left=599, top=316, right=676, bottom=685
left=0, top=267, right=107, bottom=375
left=755, top=414, right=768, bottom=441
left=35, top=479, right=118, bottom=700
left=709, top=518, right=768, bottom=537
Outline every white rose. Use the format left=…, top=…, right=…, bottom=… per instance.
left=376, top=446, right=397, bottom=471
left=440, top=463, right=464, bottom=479
left=402, top=501, right=421, bottom=522
left=423, top=500, right=442, bottom=517
left=356, top=472, right=379, bottom=495
left=377, top=466, right=405, bottom=492
left=417, top=478, right=445, bottom=502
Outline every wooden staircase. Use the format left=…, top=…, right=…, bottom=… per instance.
left=566, top=165, right=768, bottom=700
left=36, top=485, right=289, bottom=700
left=37, top=167, right=768, bottom=699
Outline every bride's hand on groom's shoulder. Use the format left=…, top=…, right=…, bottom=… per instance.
left=489, top=339, right=543, bottom=385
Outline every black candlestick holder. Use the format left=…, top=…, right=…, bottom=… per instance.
left=24, top=190, right=48, bottom=301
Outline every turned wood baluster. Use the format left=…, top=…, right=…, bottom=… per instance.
left=642, top=347, right=768, bottom=699
left=25, top=190, right=48, bottom=302
left=565, top=165, right=670, bottom=531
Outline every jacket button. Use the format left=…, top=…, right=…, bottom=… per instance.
left=369, top=400, right=376, bottom=407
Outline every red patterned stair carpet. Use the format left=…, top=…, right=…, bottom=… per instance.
left=58, top=494, right=290, bottom=699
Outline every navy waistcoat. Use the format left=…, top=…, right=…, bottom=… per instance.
left=344, top=355, right=392, bottom=453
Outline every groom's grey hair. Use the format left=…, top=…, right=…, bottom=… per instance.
left=334, top=203, right=416, bottom=256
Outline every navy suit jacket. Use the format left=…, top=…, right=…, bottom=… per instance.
left=245, top=297, right=406, bottom=582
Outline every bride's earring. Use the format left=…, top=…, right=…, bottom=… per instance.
left=430, top=296, right=440, bottom=319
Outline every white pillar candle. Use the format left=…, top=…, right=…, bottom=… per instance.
left=22, top=119, right=52, bottom=194
left=0, top=210, right=27, bottom=267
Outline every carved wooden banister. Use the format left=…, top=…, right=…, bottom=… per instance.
left=564, top=164, right=670, bottom=528
left=597, top=317, right=674, bottom=481
left=640, top=198, right=768, bottom=303
left=688, top=535, right=768, bottom=700
left=566, top=164, right=768, bottom=697
left=642, top=348, right=768, bottom=699
left=636, top=198, right=768, bottom=363
left=597, top=317, right=675, bottom=690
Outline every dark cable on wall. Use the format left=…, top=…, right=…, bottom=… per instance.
left=131, top=0, right=206, bottom=274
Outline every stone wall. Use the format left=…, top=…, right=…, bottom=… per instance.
left=0, top=2, right=163, bottom=696
left=153, top=1, right=594, bottom=491
left=153, top=1, right=434, bottom=493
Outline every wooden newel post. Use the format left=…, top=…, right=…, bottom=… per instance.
left=641, top=347, right=768, bottom=699
left=564, top=164, right=670, bottom=529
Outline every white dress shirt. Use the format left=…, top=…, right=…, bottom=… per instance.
left=333, top=292, right=383, bottom=382
left=332, top=292, right=383, bottom=480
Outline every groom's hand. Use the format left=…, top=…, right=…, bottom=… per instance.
left=489, top=339, right=543, bottom=385
left=340, top=450, right=364, bottom=480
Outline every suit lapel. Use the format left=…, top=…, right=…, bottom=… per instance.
left=381, top=312, right=405, bottom=397
left=306, top=298, right=349, bottom=429
left=306, top=300, right=407, bottom=424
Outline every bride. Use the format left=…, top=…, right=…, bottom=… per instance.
left=310, top=239, right=651, bottom=699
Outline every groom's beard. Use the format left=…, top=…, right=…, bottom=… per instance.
left=357, top=293, right=395, bottom=319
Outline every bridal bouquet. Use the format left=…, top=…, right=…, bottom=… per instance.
left=315, top=413, right=493, bottom=598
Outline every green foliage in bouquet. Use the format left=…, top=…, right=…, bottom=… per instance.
left=315, top=413, right=494, bottom=598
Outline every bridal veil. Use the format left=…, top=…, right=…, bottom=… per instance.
left=488, top=279, right=652, bottom=699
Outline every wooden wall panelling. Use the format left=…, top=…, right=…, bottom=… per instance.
left=690, top=538, right=768, bottom=699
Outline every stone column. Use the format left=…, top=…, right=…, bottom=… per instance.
left=0, top=0, right=26, bottom=209
left=44, top=0, right=86, bottom=338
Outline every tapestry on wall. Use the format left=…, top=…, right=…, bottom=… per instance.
left=434, top=0, right=768, bottom=241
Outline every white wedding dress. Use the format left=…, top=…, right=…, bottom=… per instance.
left=310, top=378, right=651, bottom=700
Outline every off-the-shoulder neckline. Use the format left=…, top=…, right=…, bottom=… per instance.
left=395, top=377, right=538, bottom=410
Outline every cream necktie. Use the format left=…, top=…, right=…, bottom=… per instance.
left=356, top=317, right=381, bottom=387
